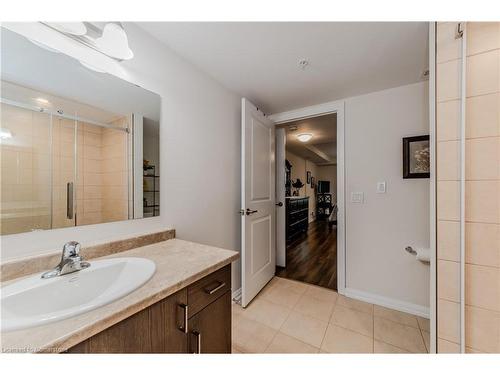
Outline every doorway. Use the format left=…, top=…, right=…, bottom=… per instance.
left=275, top=113, right=338, bottom=290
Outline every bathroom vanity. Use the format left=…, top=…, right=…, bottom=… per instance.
left=0, top=230, right=238, bottom=354
left=67, top=264, right=232, bottom=353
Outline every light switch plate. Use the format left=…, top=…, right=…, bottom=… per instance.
left=351, top=192, right=364, bottom=203
left=377, top=181, right=386, bottom=194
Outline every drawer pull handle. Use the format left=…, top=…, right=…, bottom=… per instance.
left=205, top=281, right=226, bottom=295
left=178, top=303, right=188, bottom=333
left=192, top=330, right=202, bottom=354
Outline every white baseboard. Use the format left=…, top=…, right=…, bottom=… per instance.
left=232, top=288, right=242, bottom=303
left=344, top=287, right=430, bottom=318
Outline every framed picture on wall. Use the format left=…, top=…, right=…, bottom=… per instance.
left=307, top=171, right=311, bottom=184
left=403, top=135, right=430, bottom=179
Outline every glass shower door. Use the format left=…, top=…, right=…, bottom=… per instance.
left=0, top=102, right=53, bottom=234
left=51, top=115, right=77, bottom=229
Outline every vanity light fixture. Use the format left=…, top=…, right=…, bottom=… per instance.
left=0, top=128, right=13, bottom=139
left=297, top=133, right=313, bottom=142
left=40, top=22, right=134, bottom=62
left=94, top=23, right=134, bottom=60
left=46, top=22, right=87, bottom=36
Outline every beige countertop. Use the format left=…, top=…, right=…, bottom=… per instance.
left=1, top=239, right=239, bottom=353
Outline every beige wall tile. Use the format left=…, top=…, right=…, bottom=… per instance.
left=83, top=199, right=102, bottom=214
left=83, top=158, right=101, bottom=174
left=438, top=299, right=460, bottom=343
left=437, top=100, right=460, bottom=141
left=83, top=131, right=102, bottom=147
left=467, top=22, right=500, bottom=56
left=465, top=181, right=500, bottom=224
left=438, top=260, right=460, bottom=302
left=466, top=93, right=500, bottom=138
left=437, top=22, right=462, bottom=63
left=438, top=220, right=460, bottom=261
left=465, top=264, right=500, bottom=311
left=437, top=140, right=460, bottom=180
left=321, top=324, right=373, bottom=353
left=437, top=181, right=460, bottom=221
left=465, top=305, right=500, bottom=352
left=466, top=49, right=500, bottom=97
left=83, top=173, right=102, bottom=187
left=83, top=145, right=102, bottom=160
left=466, top=223, right=500, bottom=267
left=466, top=137, right=500, bottom=180
left=437, top=59, right=461, bottom=102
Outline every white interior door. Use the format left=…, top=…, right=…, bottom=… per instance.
left=241, top=98, right=275, bottom=308
left=275, top=128, right=286, bottom=267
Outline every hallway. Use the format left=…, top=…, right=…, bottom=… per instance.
left=276, top=221, right=337, bottom=290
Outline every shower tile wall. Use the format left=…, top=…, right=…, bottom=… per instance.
left=436, top=22, right=500, bottom=353
left=76, top=119, right=129, bottom=226
left=101, top=117, right=129, bottom=223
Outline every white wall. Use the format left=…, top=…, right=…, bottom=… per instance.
left=345, top=81, right=430, bottom=310
left=0, top=24, right=242, bottom=290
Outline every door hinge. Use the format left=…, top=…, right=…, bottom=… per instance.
left=455, top=22, right=464, bottom=39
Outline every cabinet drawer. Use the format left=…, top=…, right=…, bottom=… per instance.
left=187, top=265, right=231, bottom=318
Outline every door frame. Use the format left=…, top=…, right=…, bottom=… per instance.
left=269, top=99, right=346, bottom=294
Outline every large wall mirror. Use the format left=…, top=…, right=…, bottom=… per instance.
left=0, top=27, right=161, bottom=235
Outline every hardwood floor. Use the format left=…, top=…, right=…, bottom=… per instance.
left=276, top=220, right=337, bottom=290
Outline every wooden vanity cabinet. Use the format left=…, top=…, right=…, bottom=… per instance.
left=67, top=265, right=231, bottom=354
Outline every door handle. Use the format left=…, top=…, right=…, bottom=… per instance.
left=276, top=202, right=283, bottom=207
left=66, top=182, right=74, bottom=220
left=192, top=330, right=202, bottom=354
left=246, top=208, right=258, bottom=215
left=177, top=303, right=188, bottom=333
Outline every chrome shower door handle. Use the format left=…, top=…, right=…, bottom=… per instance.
left=66, top=182, right=74, bottom=219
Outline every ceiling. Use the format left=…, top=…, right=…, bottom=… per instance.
left=1, top=27, right=161, bottom=123
left=280, top=113, right=337, bottom=165
left=138, top=22, right=429, bottom=114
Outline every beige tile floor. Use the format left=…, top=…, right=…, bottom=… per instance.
left=232, top=277, right=430, bottom=354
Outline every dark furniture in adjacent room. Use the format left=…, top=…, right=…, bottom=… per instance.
left=286, top=196, right=309, bottom=242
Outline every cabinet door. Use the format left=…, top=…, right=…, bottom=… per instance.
left=68, top=307, right=151, bottom=353
left=150, top=289, right=188, bottom=353
left=187, top=291, right=231, bottom=354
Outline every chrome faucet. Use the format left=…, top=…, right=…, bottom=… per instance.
left=41, top=241, right=91, bottom=279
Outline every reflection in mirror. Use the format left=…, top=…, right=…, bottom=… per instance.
left=0, top=27, right=161, bottom=235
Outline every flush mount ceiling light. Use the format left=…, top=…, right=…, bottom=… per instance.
left=46, top=22, right=87, bottom=36
left=297, top=133, right=313, bottom=142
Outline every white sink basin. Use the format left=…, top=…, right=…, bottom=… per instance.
left=1, top=257, right=156, bottom=332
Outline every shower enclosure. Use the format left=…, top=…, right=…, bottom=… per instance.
left=434, top=22, right=500, bottom=353
left=0, top=99, right=130, bottom=235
